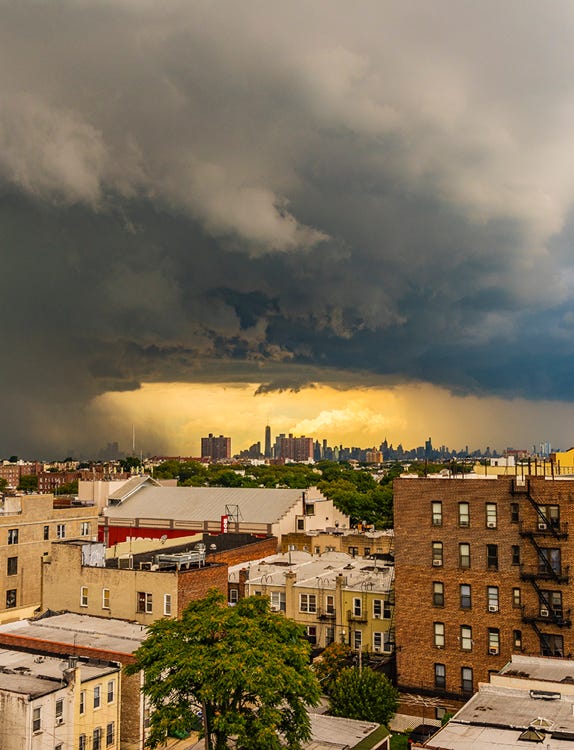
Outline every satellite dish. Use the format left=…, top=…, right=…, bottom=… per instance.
left=160, top=535, right=167, bottom=544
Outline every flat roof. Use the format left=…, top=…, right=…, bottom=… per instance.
left=0, top=647, right=118, bottom=698
left=308, top=713, right=388, bottom=750
left=499, top=654, right=574, bottom=683
left=0, top=612, right=147, bottom=656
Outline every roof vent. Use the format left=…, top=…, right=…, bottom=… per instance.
left=529, top=690, right=560, bottom=701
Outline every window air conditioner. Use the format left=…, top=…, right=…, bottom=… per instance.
left=489, top=648, right=499, bottom=655
left=432, top=560, right=442, bottom=567
left=540, top=608, right=549, bottom=617
left=56, top=717, right=64, bottom=726
left=538, top=523, right=547, bottom=531
left=374, top=613, right=381, bottom=619
left=488, top=605, right=498, bottom=612
left=373, top=646, right=381, bottom=653
left=487, top=522, right=496, bottom=528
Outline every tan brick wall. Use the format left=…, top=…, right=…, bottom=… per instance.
left=394, top=476, right=574, bottom=699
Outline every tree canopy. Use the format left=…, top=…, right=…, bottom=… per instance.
left=126, top=590, right=321, bottom=750
left=328, top=666, right=399, bottom=726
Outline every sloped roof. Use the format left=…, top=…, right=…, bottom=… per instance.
left=105, top=485, right=323, bottom=525
left=108, top=475, right=161, bottom=503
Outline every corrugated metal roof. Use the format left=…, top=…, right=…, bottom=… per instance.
left=105, top=485, right=323, bottom=524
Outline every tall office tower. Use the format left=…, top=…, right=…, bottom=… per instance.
left=273, top=433, right=314, bottom=462
left=264, top=425, right=272, bottom=458
left=201, top=433, right=231, bottom=461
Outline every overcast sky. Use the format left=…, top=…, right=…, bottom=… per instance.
left=3, top=1, right=574, bottom=457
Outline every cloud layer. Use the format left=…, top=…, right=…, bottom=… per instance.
left=2, top=1, right=574, bottom=454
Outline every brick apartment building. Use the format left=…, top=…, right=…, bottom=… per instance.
left=273, top=433, right=314, bottom=462
left=394, top=475, right=574, bottom=715
left=201, top=433, right=231, bottom=461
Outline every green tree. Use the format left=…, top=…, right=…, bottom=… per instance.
left=0, top=478, right=7, bottom=492
left=329, top=667, right=398, bottom=726
left=18, top=475, right=38, bottom=492
left=313, top=642, right=353, bottom=695
left=55, top=480, right=78, bottom=495
left=126, top=590, right=320, bottom=750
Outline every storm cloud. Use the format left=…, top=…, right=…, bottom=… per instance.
left=2, top=0, right=574, bottom=455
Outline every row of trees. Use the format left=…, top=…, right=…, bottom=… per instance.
left=128, top=591, right=398, bottom=749
left=152, top=459, right=401, bottom=528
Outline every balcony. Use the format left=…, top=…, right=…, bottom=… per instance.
left=317, top=609, right=336, bottom=620
left=520, top=565, right=569, bottom=584
left=347, top=609, right=368, bottom=623
left=522, top=607, right=571, bottom=628
left=519, top=521, right=568, bottom=540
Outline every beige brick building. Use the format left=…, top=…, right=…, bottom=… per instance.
left=0, top=494, right=98, bottom=624
left=281, top=528, right=394, bottom=560
left=394, top=475, right=574, bottom=717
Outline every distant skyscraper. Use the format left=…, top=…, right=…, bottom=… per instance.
left=265, top=425, right=272, bottom=458
left=201, top=434, right=231, bottom=461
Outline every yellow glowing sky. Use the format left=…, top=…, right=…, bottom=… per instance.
left=90, top=382, right=574, bottom=456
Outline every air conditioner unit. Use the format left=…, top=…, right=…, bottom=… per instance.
left=432, top=560, right=442, bottom=567
left=489, top=648, right=499, bottom=655
left=538, top=523, right=547, bottom=531
left=540, top=608, right=549, bottom=617
left=374, top=613, right=381, bottom=619
left=373, top=646, right=381, bottom=653
left=487, top=521, right=496, bottom=528
left=56, top=717, right=64, bottom=726
left=488, top=605, right=498, bottom=612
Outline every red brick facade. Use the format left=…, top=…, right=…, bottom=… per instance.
left=394, top=476, right=574, bottom=707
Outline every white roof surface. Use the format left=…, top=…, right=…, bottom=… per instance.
left=105, top=485, right=323, bottom=524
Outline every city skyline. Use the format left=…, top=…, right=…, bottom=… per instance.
left=3, top=4, right=574, bottom=456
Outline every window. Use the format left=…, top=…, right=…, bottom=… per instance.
left=539, top=504, right=560, bottom=529
left=434, top=663, right=446, bottom=689
left=512, top=588, right=521, bottom=608
left=270, top=591, right=286, bottom=612
left=513, top=629, right=522, bottom=649
left=540, top=633, right=564, bottom=657
left=460, top=625, right=472, bottom=651
left=43, top=525, right=49, bottom=540
left=307, top=626, right=317, bottom=645
left=93, top=728, right=102, bottom=750
left=137, top=592, right=153, bottom=613
left=434, top=622, right=445, bottom=648
left=353, top=597, right=362, bottom=617
left=164, top=593, right=172, bottom=615
left=461, top=667, right=473, bottom=693
left=79, top=736, right=87, bottom=750
left=326, top=594, right=335, bottom=614
left=80, top=690, right=86, bottom=715
left=33, top=705, right=42, bottom=732
left=510, top=503, right=519, bottom=523
left=6, top=589, right=16, bottom=608
left=94, top=685, right=101, bottom=709
left=56, top=698, right=63, bottom=723
left=459, top=543, right=470, bottom=568
left=541, top=590, right=563, bottom=618
left=56, top=524, right=66, bottom=539
left=432, top=541, right=443, bottom=567
left=353, top=630, right=362, bottom=650
left=512, top=545, right=520, bottom=565
left=81, top=522, right=90, bottom=536
left=7, top=557, right=17, bottom=576
left=326, top=627, right=335, bottom=645
left=373, top=631, right=392, bottom=653
left=106, top=722, right=115, bottom=747
left=81, top=586, right=88, bottom=607
left=107, top=680, right=115, bottom=704
left=486, top=503, right=497, bottom=528
left=297, top=519, right=305, bottom=531
left=363, top=547, right=370, bottom=557
left=348, top=546, right=359, bottom=557
left=458, top=502, right=470, bottom=527
left=433, top=582, right=444, bottom=607
left=487, top=544, right=498, bottom=570
left=487, top=586, right=499, bottom=612
left=383, top=600, right=392, bottom=619
left=229, top=588, right=238, bottom=605
left=539, top=548, right=561, bottom=575
left=460, top=584, right=471, bottom=609
left=432, top=501, right=442, bottom=526
left=102, top=588, right=110, bottom=609
left=305, top=503, right=315, bottom=516
left=299, top=594, right=316, bottom=613
left=8, top=528, right=18, bottom=545
left=488, top=628, right=500, bottom=655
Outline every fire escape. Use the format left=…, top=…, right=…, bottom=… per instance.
left=514, top=479, right=571, bottom=656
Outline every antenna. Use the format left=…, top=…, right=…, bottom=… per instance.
left=132, top=424, right=135, bottom=455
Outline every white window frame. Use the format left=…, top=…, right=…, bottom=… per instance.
left=102, top=588, right=110, bottom=609
left=81, top=521, right=90, bottom=536
left=56, top=523, right=66, bottom=539
left=107, top=680, right=115, bottom=704
left=32, top=705, right=42, bottom=733
left=353, top=630, right=362, bottom=650
left=94, top=685, right=101, bottom=709
left=460, top=625, right=472, bottom=651
left=432, top=501, right=442, bottom=526
left=164, top=593, right=172, bottom=616
left=434, top=622, right=445, bottom=648
left=353, top=597, right=362, bottom=617
left=486, top=503, right=497, bottom=528
left=487, top=586, right=499, bottom=612
left=299, top=594, right=317, bottom=613
left=80, top=586, right=88, bottom=607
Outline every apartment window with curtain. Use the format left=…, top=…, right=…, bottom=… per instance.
left=487, top=586, right=499, bottom=612
left=433, top=582, right=444, bottom=607
left=434, top=622, right=445, bottom=648
left=459, top=543, right=471, bottom=569
left=460, top=584, right=471, bottom=609
left=432, top=501, right=443, bottom=526
left=460, top=625, right=472, bottom=651
left=458, top=502, right=470, bottom=527
left=485, top=503, right=497, bottom=528
left=432, top=542, right=443, bottom=567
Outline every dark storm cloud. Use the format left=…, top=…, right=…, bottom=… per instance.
left=2, top=0, right=574, bottom=454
